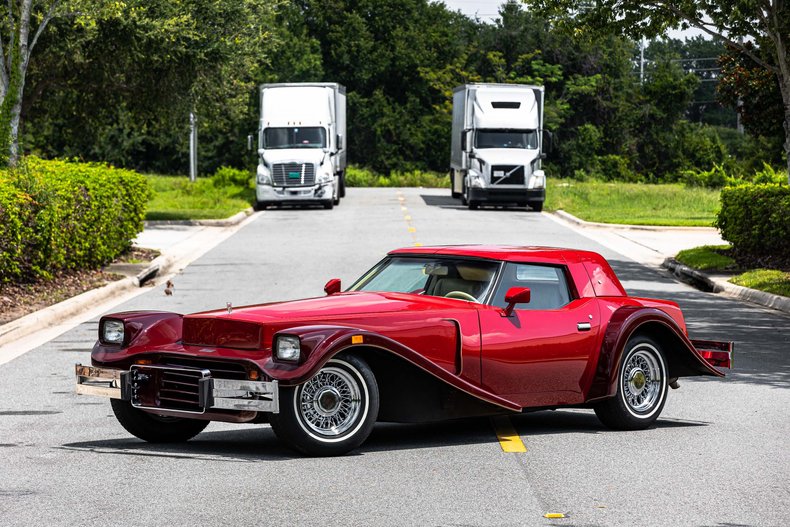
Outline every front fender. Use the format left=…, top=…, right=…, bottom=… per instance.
left=586, top=306, right=725, bottom=402
left=264, top=325, right=520, bottom=412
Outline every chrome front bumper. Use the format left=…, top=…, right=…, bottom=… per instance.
left=75, top=364, right=279, bottom=414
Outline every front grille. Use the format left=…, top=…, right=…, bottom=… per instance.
left=158, top=368, right=203, bottom=411
left=163, top=357, right=248, bottom=380
left=490, top=165, right=525, bottom=185
left=272, top=163, right=316, bottom=186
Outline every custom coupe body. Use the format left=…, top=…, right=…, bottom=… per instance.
left=76, top=246, right=732, bottom=456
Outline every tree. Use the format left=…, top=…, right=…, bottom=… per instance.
left=524, top=0, right=790, bottom=182
left=22, top=0, right=280, bottom=174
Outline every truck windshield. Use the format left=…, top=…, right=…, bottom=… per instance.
left=263, top=127, right=327, bottom=149
left=348, top=256, right=500, bottom=303
left=475, top=129, right=538, bottom=149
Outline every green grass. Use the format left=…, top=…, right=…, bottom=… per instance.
left=730, top=269, right=790, bottom=297
left=545, top=180, right=720, bottom=226
left=145, top=175, right=254, bottom=220
left=675, top=245, right=736, bottom=271
left=345, top=166, right=449, bottom=187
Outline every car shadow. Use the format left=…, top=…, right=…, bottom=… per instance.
left=59, top=410, right=709, bottom=460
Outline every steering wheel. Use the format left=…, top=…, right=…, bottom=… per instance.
left=444, top=290, right=478, bottom=302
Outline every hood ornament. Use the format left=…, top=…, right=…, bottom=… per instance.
left=227, top=302, right=232, bottom=314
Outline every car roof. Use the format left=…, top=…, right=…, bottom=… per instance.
left=388, top=245, right=602, bottom=264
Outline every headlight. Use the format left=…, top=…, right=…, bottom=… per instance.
left=275, top=335, right=301, bottom=361
left=257, top=165, right=272, bottom=185
left=468, top=171, right=485, bottom=188
left=101, top=319, right=124, bottom=345
left=318, top=170, right=333, bottom=184
left=531, top=169, right=545, bottom=189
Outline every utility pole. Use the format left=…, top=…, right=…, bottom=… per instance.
left=189, top=111, right=198, bottom=182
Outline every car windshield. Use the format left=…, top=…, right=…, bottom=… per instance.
left=263, top=127, right=327, bottom=149
left=475, top=129, right=538, bottom=149
left=348, top=256, right=500, bottom=302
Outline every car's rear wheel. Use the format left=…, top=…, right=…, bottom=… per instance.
left=594, top=335, right=668, bottom=430
left=110, top=399, right=209, bottom=442
left=270, top=355, right=379, bottom=456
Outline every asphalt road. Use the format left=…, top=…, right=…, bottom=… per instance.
left=1, top=188, right=788, bottom=526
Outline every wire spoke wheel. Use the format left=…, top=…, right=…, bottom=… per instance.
left=270, top=355, right=379, bottom=456
left=297, top=366, right=362, bottom=438
left=621, top=349, right=662, bottom=414
left=594, top=336, right=668, bottom=430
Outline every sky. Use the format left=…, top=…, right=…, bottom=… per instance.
left=438, top=0, right=707, bottom=39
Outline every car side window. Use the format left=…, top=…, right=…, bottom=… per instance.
left=491, top=263, right=571, bottom=310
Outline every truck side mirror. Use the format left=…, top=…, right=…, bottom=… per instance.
left=462, top=130, right=471, bottom=152
left=247, top=134, right=254, bottom=152
left=337, top=133, right=344, bottom=150
left=324, top=278, right=342, bottom=295
left=503, top=287, right=531, bottom=317
left=542, top=130, right=554, bottom=154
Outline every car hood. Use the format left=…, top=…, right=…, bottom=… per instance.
left=184, top=291, right=479, bottom=326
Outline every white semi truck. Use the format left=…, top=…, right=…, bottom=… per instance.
left=253, top=83, right=347, bottom=209
left=450, top=83, right=547, bottom=211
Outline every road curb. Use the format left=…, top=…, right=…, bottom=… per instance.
left=144, top=207, right=254, bottom=227
left=662, top=258, right=790, bottom=315
left=553, top=210, right=717, bottom=232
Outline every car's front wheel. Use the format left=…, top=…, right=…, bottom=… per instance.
left=270, top=355, right=379, bottom=456
left=110, top=399, right=209, bottom=442
left=594, top=335, right=668, bottom=430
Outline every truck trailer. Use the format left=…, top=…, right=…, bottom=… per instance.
left=253, top=83, right=347, bottom=209
left=450, top=83, right=547, bottom=211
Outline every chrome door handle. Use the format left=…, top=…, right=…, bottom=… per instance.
left=577, top=322, right=592, bottom=331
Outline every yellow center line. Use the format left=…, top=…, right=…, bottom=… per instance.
left=491, top=416, right=527, bottom=453
left=396, top=190, right=421, bottom=246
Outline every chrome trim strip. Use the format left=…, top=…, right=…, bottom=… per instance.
left=211, top=379, right=279, bottom=413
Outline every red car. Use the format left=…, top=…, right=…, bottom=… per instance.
left=76, top=246, right=732, bottom=456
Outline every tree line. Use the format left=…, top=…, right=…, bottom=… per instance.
left=2, top=0, right=787, bottom=181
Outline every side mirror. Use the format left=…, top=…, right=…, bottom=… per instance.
left=337, top=133, right=344, bottom=150
left=462, top=130, right=472, bottom=152
left=542, top=129, right=554, bottom=154
left=324, top=278, right=342, bottom=296
left=503, top=287, right=530, bottom=317
left=247, top=134, right=254, bottom=152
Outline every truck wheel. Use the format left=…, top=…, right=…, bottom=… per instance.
left=269, top=355, right=379, bottom=456
left=254, top=201, right=267, bottom=211
left=339, top=172, right=346, bottom=198
left=594, top=335, right=668, bottom=430
left=531, top=202, right=544, bottom=212
left=323, top=200, right=334, bottom=210
left=110, top=399, right=209, bottom=442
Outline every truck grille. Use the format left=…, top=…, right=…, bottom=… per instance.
left=272, top=163, right=316, bottom=186
left=490, top=165, right=525, bottom=185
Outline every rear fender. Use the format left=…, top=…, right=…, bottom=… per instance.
left=265, top=325, right=520, bottom=412
left=586, top=306, right=727, bottom=402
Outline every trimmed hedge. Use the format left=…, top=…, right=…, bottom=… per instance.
left=716, top=183, right=790, bottom=262
left=0, top=157, right=151, bottom=283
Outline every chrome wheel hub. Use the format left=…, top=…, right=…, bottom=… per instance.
left=298, top=366, right=362, bottom=437
left=622, top=349, right=662, bottom=413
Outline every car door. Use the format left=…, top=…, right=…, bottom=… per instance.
left=478, top=262, right=601, bottom=408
